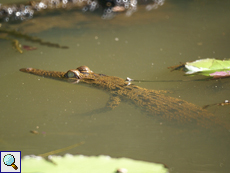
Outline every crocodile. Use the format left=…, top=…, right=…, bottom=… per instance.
left=19, top=66, right=230, bottom=130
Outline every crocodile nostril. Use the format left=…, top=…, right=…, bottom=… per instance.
left=19, top=68, right=33, bottom=72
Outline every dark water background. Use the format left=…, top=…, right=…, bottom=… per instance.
left=0, top=0, right=230, bottom=172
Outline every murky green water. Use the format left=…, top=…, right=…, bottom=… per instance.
left=0, top=0, right=230, bottom=172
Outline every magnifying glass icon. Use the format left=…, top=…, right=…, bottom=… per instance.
left=3, top=154, right=18, bottom=170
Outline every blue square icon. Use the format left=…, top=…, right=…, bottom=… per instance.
left=0, top=151, right=21, bottom=173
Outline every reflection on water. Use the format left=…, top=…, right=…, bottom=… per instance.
left=0, top=0, right=230, bottom=172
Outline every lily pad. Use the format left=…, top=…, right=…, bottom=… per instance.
left=185, top=58, right=230, bottom=74
left=21, top=154, right=169, bottom=173
left=168, top=58, right=230, bottom=79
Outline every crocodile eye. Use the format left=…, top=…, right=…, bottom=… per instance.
left=65, top=70, right=81, bottom=79
left=67, top=71, right=75, bottom=78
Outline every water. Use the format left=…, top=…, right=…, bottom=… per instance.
left=0, top=0, right=230, bottom=172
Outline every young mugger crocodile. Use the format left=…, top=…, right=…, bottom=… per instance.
left=20, top=66, right=230, bottom=130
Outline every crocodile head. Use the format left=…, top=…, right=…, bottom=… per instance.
left=20, top=66, right=104, bottom=84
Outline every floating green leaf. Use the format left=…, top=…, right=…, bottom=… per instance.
left=21, top=154, right=169, bottom=173
left=168, top=58, right=230, bottom=79
left=185, top=58, right=230, bottom=74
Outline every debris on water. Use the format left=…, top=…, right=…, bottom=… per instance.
left=23, top=45, right=37, bottom=51
left=203, top=100, right=230, bottom=109
left=30, top=130, right=39, bottom=134
left=126, top=77, right=134, bottom=81
left=116, top=168, right=128, bottom=173
left=12, top=39, right=23, bottom=53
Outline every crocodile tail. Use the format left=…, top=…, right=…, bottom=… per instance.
left=20, top=68, right=66, bottom=78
